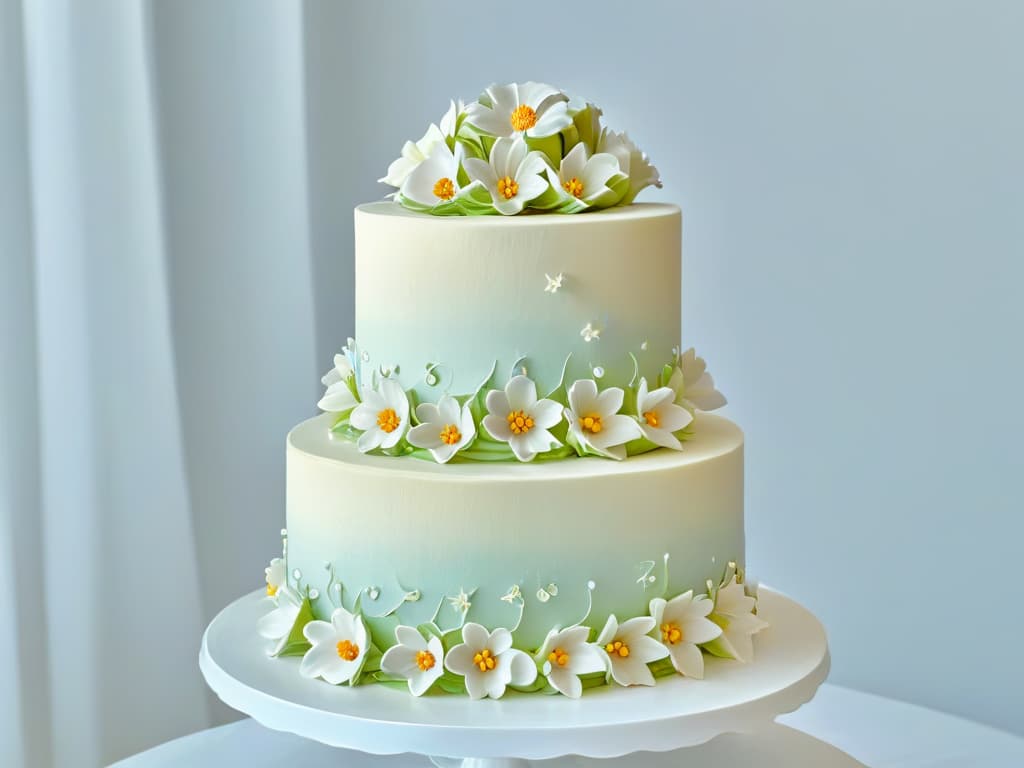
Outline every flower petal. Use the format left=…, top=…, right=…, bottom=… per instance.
left=356, top=428, right=383, bottom=453
left=482, top=413, right=513, bottom=442
left=394, top=625, right=427, bottom=651
left=530, top=398, right=564, bottom=429
left=381, top=645, right=419, bottom=678
left=462, top=622, right=490, bottom=650
left=670, top=642, right=706, bottom=679
left=505, top=375, right=538, bottom=411
left=548, top=666, right=582, bottom=699
left=349, top=404, right=379, bottom=431
left=507, top=649, right=538, bottom=687
left=444, top=643, right=475, bottom=676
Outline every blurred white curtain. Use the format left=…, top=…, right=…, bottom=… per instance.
left=0, top=1, right=332, bottom=765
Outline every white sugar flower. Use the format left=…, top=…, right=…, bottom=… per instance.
left=379, top=123, right=447, bottom=189
left=482, top=375, right=563, bottom=462
left=400, top=140, right=470, bottom=209
left=596, top=614, right=668, bottom=687
left=635, top=377, right=693, bottom=450
left=349, top=377, right=410, bottom=453
left=257, top=584, right=303, bottom=655
left=668, top=347, right=727, bottom=412
left=380, top=625, right=446, bottom=696
left=547, top=142, right=623, bottom=210
left=444, top=622, right=536, bottom=700
left=264, top=557, right=286, bottom=597
left=707, top=576, right=769, bottom=662
left=465, top=82, right=571, bottom=139
left=463, top=137, right=550, bottom=215
left=597, top=129, right=662, bottom=204
left=407, top=394, right=476, bottom=463
left=649, top=590, right=722, bottom=679
left=580, top=322, right=601, bottom=342
left=535, top=625, right=606, bottom=699
left=299, top=606, right=369, bottom=685
left=318, top=353, right=358, bottom=413
left=544, top=272, right=564, bottom=293
left=566, top=379, right=643, bottom=461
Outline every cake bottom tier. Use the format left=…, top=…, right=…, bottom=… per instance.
left=285, top=413, right=744, bottom=650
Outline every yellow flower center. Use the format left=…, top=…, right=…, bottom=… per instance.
left=416, top=650, right=436, bottom=671
left=336, top=639, right=360, bottom=661
left=377, top=408, right=400, bottom=433
left=644, top=410, right=660, bottom=428
left=473, top=648, right=498, bottom=673
left=266, top=583, right=278, bottom=597
left=510, top=104, right=538, bottom=132
left=563, top=177, right=584, bottom=198
left=433, top=176, right=456, bottom=200
left=548, top=647, right=571, bottom=667
left=661, top=622, right=683, bottom=645
left=605, top=639, right=630, bottom=658
left=507, top=409, right=535, bottom=435
left=579, top=414, right=603, bottom=434
left=439, top=423, right=462, bottom=445
left=497, top=175, right=518, bottom=199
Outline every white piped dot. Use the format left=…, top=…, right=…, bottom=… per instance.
left=309, top=588, right=319, bottom=600
left=425, top=373, right=438, bottom=386
left=367, top=586, right=380, bottom=601
left=587, top=580, right=596, bottom=590
left=593, top=366, right=605, bottom=379
left=536, top=589, right=550, bottom=603
left=280, top=528, right=288, bottom=536
left=361, top=351, right=370, bottom=362
left=292, top=569, right=302, bottom=580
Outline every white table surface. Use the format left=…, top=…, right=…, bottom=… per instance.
left=110, top=684, right=1024, bottom=767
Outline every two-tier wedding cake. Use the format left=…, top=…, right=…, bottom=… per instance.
left=256, top=82, right=767, bottom=701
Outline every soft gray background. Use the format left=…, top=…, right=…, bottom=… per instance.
left=305, top=0, right=1024, bottom=734
left=3, top=2, right=1022, bottom=765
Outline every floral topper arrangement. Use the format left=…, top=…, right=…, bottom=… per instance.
left=380, top=82, right=662, bottom=216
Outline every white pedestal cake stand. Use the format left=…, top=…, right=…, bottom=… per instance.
left=200, top=588, right=842, bottom=767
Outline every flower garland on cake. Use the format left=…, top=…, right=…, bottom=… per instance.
left=380, top=82, right=662, bottom=216
left=318, top=341, right=727, bottom=464
left=258, top=553, right=767, bottom=700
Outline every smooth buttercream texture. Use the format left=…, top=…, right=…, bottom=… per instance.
left=286, top=413, right=744, bottom=649
left=354, top=202, right=682, bottom=397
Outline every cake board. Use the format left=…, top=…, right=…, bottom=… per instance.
left=200, top=588, right=855, bottom=767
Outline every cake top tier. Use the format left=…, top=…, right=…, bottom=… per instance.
left=380, top=82, right=661, bottom=216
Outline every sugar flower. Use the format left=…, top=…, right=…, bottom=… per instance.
left=535, top=625, right=606, bottom=699
left=407, top=394, right=476, bottom=463
left=318, top=353, right=357, bottom=413
left=264, top=557, right=286, bottom=597
left=299, top=606, right=369, bottom=685
left=669, top=347, right=727, bottom=412
left=596, top=614, right=668, bottom=687
left=597, top=129, right=662, bottom=204
left=547, top=142, right=623, bottom=210
left=463, top=136, right=550, bottom=215
left=465, top=82, right=571, bottom=139
left=349, top=377, right=410, bottom=453
left=379, top=123, right=447, bottom=189
left=380, top=625, right=446, bottom=696
left=635, top=377, right=693, bottom=450
left=399, top=140, right=469, bottom=209
left=483, top=375, right=563, bottom=461
left=444, top=622, right=536, bottom=700
left=257, top=585, right=303, bottom=656
left=707, top=576, right=768, bottom=662
left=544, top=272, right=564, bottom=293
left=649, top=590, right=722, bottom=679
left=565, top=379, right=643, bottom=461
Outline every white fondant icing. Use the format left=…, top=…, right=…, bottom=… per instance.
left=286, top=412, right=744, bottom=649
left=354, top=202, right=681, bottom=396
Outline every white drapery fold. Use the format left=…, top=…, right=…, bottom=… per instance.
left=1, top=1, right=331, bottom=765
